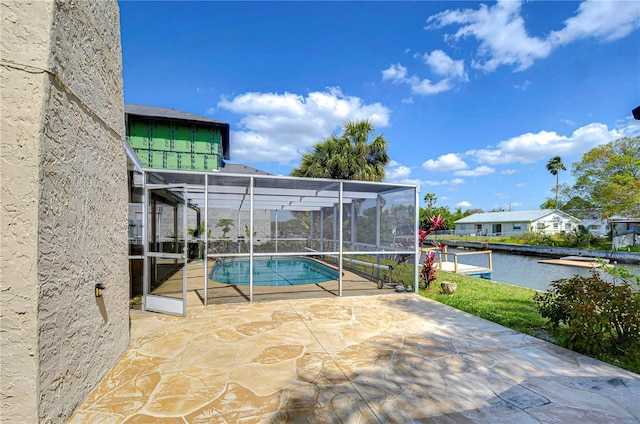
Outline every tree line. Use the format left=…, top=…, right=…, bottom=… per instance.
left=542, top=136, right=640, bottom=218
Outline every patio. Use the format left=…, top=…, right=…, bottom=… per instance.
left=68, top=294, right=639, bottom=423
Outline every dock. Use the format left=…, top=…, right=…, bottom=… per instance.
left=422, top=247, right=493, bottom=279
left=538, top=256, right=612, bottom=268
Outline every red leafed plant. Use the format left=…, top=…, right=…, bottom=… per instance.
left=419, top=215, right=445, bottom=288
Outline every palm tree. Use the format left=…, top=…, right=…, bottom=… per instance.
left=546, top=156, right=566, bottom=209
left=291, top=119, right=390, bottom=182
left=292, top=120, right=389, bottom=246
left=423, top=192, right=437, bottom=209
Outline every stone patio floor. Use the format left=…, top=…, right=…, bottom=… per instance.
left=68, top=294, right=639, bottom=423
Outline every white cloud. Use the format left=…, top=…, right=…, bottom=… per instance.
left=495, top=192, right=511, bottom=199
left=381, top=63, right=408, bottom=83
left=466, top=122, right=623, bottom=165
left=426, top=0, right=640, bottom=73
left=422, top=179, right=450, bottom=186
left=549, top=0, right=640, bottom=45
left=454, top=165, right=495, bottom=177
left=515, top=182, right=526, bottom=188
left=421, top=49, right=468, bottom=81
left=501, top=169, right=518, bottom=175
left=450, top=178, right=465, bottom=185
left=514, top=80, right=532, bottom=91
left=457, top=200, right=472, bottom=208
left=411, top=78, right=452, bottom=95
left=386, top=165, right=412, bottom=181
left=382, top=63, right=452, bottom=95
left=617, top=116, right=640, bottom=137
left=427, top=0, right=551, bottom=71
left=422, top=153, right=468, bottom=171
left=217, top=88, right=391, bottom=164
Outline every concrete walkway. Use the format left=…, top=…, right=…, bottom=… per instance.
left=68, top=295, right=639, bottom=423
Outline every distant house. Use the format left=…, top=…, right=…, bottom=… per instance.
left=609, top=218, right=640, bottom=236
left=579, top=216, right=640, bottom=238
left=579, top=218, right=610, bottom=237
left=454, top=209, right=580, bottom=236
left=609, top=217, right=640, bottom=249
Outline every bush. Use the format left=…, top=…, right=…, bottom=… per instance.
left=534, top=269, right=640, bottom=357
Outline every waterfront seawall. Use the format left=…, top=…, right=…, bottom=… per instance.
left=440, top=241, right=640, bottom=265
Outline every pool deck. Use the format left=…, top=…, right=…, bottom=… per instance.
left=148, top=259, right=403, bottom=305
left=68, top=293, right=639, bottom=423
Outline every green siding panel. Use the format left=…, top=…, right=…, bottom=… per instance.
left=129, top=135, right=149, bottom=149
left=153, top=123, right=172, bottom=139
left=193, top=141, right=211, bottom=154
left=151, top=151, right=165, bottom=168
left=206, top=154, right=219, bottom=171
left=151, top=139, right=171, bottom=151
left=194, top=127, right=212, bottom=143
left=135, top=150, right=150, bottom=167
left=173, top=139, right=191, bottom=153
left=174, top=125, right=193, bottom=142
left=152, top=124, right=172, bottom=151
left=178, top=153, right=192, bottom=170
left=165, top=152, right=178, bottom=169
left=130, top=121, right=151, bottom=138
left=193, top=154, right=205, bottom=171
left=173, top=125, right=192, bottom=152
left=212, top=142, right=219, bottom=155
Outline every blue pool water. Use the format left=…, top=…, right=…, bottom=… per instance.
left=209, top=257, right=340, bottom=286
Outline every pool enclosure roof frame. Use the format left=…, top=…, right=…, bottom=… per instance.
left=140, top=168, right=420, bottom=308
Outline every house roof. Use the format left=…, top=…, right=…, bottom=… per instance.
left=124, top=104, right=228, bottom=126
left=608, top=217, right=640, bottom=223
left=218, top=163, right=272, bottom=176
left=455, top=209, right=579, bottom=224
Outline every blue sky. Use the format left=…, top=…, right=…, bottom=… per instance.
left=119, top=0, right=640, bottom=212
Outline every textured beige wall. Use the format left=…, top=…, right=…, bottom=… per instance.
left=1, top=1, right=129, bottom=422
left=1, top=2, right=55, bottom=422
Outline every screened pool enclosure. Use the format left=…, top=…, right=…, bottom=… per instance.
left=129, top=169, right=419, bottom=315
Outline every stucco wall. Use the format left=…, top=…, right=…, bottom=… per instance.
left=1, top=1, right=54, bottom=421
left=1, top=1, right=129, bottom=422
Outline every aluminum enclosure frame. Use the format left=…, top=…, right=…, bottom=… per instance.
left=137, top=168, right=419, bottom=308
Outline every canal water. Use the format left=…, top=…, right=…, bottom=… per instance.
left=437, top=248, right=640, bottom=291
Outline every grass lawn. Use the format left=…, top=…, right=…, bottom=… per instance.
left=420, top=270, right=549, bottom=337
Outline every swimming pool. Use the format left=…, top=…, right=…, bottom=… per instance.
left=209, top=257, right=340, bottom=286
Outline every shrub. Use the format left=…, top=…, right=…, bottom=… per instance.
left=534, top=268, right=640, bottom=357
left=419, top=251, right=437, bottom=289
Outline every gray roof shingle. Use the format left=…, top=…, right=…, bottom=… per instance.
left=455, top=209, right=578, bottom=224
left=125, top=104, right=228, bottom=126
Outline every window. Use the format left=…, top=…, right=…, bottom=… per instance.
left=553, top=222, right=559, bottom=229
left=513, top=224, right=522, bottom=230
left=565, top=223, right=572, bottom=230
left=536, top=223, right=545, bottom=230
